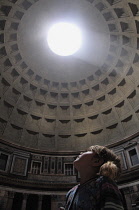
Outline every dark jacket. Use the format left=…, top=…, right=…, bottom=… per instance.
left=65, top=176, right=124, bottom=210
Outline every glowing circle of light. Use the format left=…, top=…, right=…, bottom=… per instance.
left=47, top=22, right=82, bottom=56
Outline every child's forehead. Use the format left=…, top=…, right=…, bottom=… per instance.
left=84, top=151, right=97, bottom=157
left=86, top=148, right=101, bottom=157
left=80, top=151, right=94, bottom=156
left=85, top=151, right=93, bottom=154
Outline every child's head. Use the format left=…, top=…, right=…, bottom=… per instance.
left=87, top=145, right=121, bottom=180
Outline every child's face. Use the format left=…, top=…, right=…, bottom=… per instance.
left=74, top=151, right=96, bottom=170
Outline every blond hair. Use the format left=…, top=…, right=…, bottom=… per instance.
left=88, top=145, right=121, bottom=180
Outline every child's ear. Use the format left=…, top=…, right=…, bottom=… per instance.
left=92, top=158, right=103, bottom=166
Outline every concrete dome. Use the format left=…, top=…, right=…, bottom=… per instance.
left=0, top=0, right=139, bottom=152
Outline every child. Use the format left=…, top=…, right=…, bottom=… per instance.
left=61, top=145, right=124, bottom=210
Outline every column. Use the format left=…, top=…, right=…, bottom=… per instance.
left=6, top=191, right=15, bottom=210
left=21, top=193, right=28, bottom=210
left=38, top=195, right=43, bottom=210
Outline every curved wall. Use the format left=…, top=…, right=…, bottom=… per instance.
left=1, top=133, right=139, bottom=209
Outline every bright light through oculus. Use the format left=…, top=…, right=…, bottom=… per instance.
left=47, top=22, right=82, bottom=56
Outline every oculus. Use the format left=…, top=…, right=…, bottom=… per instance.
left=47, top=22, right=82, bottom=56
